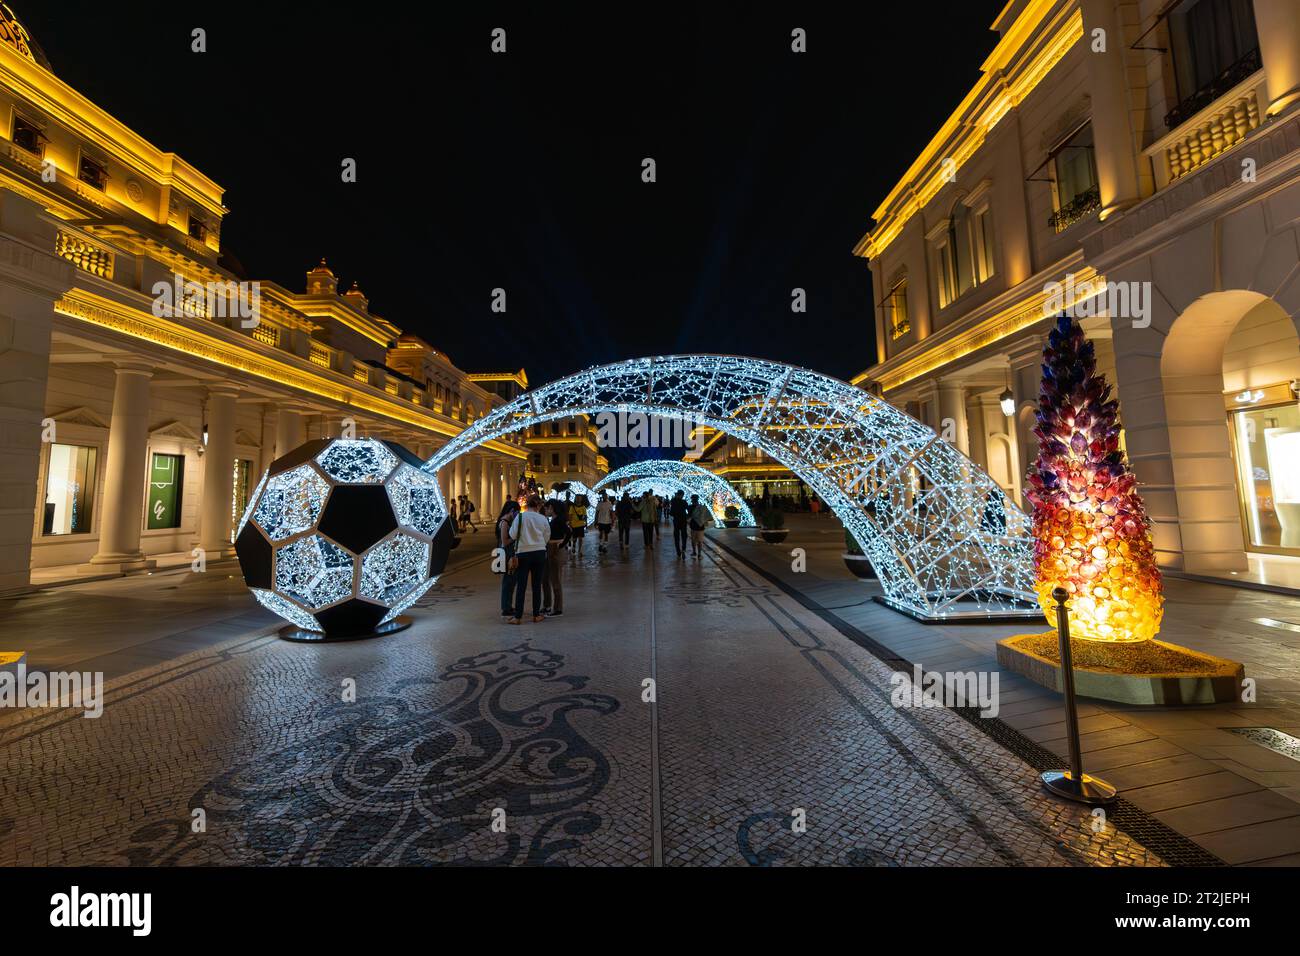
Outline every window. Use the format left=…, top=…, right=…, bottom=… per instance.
left=931, top=199, right=993, bottom=309
left=532, top=453, right=542, bottom=466
left=146, top=453, right=185, bottom=530
left=551, top=453, right=560, bottom=467
left=550, top=421, right=560, bottom=435
left=1166, top=0, right=1260, bottom=128
left=188, top=214, right=207, bottom=242
left=78, top=154, right=108, bottom=191
left=1048, top=123, right=1100, bottom=232
left=888, top=277, right=910, bottom=340
left=568, top=453, right=577, bottom=467
left=42, top=444, right=98, bottom=535
left=567, top=420, right=577, bottom=435
left=11, top=114, right=42, bottom=155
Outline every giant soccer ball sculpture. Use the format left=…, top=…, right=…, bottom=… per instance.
left=234, top=438, right=456, bottom=640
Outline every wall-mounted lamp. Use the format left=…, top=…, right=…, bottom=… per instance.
left=999, top=388, right=1015, bottom=417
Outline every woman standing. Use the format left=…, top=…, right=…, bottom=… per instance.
left=595, top=493, right=614, bottom=553
left=688, top=493, right=711, bottom=559
left=638, top=490, right=658, bottom=549
left=496, top=500, right=520, bottom=617
left=568, top=495, right=589, bottom=559
left=543, top=500, right=566, bottom=616
left=507, top=495, right=550, bottom=624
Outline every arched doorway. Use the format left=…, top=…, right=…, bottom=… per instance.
left=1161, top=291, right=1300, bottom=571
left=424, top=355, right=1034, bottom=619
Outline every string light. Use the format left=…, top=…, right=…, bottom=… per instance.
left=594, top=459, right=756, bottom=528
left=424, top=355, right=1036, bottom=618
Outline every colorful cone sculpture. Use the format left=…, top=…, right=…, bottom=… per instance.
left=1025, top=316, right=1163, bottom=643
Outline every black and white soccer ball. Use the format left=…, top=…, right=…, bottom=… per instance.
left=234, top=438, right=455, bottom=638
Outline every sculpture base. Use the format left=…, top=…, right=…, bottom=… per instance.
left=278, top=616, right=412, bottom=643
left=873, top=595, right=1041, bottom=623
left=997, top=632, right=1244, bottom=705
left=1041, top=770, right=1117, bottom=806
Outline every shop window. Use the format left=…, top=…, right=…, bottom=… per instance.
left=1048, top=123, right=1100, bottom=232
left=231, top=459, right=253, bottom=541
left=888, top=277, right=910, bottom=340
left=78, top=154, right=108, bottom=191
left=146, top=453, right=185, bottom=530
left=42, top=444, right=98, bottom=535
left=1233, top=402, right=1300, bottom=551
left=1166, top=0, right=1260, bottom=128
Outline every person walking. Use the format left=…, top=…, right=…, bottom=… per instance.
left=595, top=493, right=614, bottom=553
left=462, top=494, right=479, bottom=533
left=496, top=499, right=520, bottom=617
left=568, top=495, right=589, bottom=559
left=543, top=500, right=566, bottom=616
left=688, top=493, right=710, bottom=558
left=638, top=490, right=657, bottom=549
left=669, top=489, right=689, bottom=558
left=616, top=491, right=633, bottom=549
left=507, top=494, right=550, bottom=624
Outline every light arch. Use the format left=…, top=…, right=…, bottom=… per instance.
left=424, top=354, right=1034, bottom=618
left=594, top=459, right=756, bottom=527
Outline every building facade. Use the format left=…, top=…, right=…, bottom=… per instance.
left=526, top=415, right=608, bottom=490
left=0, top=9, right=527, bottom=593
left=855, top=0, right=1300, bottom=575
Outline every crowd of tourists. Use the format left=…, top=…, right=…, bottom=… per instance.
left=493, top=488, right=713, bottom=624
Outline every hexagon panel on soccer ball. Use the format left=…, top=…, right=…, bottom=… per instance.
left=234, top=437, right=452, bottom=637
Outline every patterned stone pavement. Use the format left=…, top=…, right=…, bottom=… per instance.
left=0, top=530, right=1162, bottom=866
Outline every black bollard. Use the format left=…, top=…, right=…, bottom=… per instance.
left=1040, top=586, right=1117, bottom=805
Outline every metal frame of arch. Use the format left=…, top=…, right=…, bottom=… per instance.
left=544, top=479, right=599, bottom=525
left=424, top=354, right=1035, bottom=619
left=593, top=459, right=756, bottom=528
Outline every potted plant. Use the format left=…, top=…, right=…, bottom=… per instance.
left=841, top=528, right=875, bottom=578
left=722, top=504, right=741, bottom=529
left=759, top=507, right=788, bottom=543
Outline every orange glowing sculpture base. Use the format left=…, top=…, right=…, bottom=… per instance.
left=996, top=633, right=1244, bottom=706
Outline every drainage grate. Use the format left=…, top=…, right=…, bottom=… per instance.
left=1227, top=726, right=1300, bottom=761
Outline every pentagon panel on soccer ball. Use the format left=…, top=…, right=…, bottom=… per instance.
left=318, top=485, right=398, bottom=554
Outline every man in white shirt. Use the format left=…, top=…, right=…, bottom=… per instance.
left=508, top=495, right=551, bottom=623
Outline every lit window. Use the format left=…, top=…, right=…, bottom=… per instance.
left=888, top=278, right=910, bottom=340
left=146, top=453, right=185, bottom=529
left=932, top=199, right=995, bottom=308
left=1048, top=123, right=1100, bottom=232
left=1166, top=0, right=1260, bottom=128
left=42, top=443, right=98, bottom=535
left=78, top=154, right=108, bottom=191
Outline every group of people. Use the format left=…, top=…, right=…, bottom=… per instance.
left=493, top=488, right=714, bottom=623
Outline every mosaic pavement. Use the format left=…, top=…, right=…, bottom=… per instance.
left=0, top=534, right=1162, bottom=866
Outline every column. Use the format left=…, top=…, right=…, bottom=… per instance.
left=197, top=386, right=239, bottom=555
left=480, top=454, right=493, bottom=517
left=1008, top=343, right=1042, bottom=506
left=499, top=461, right=510, bottom=511
left=1256, top=0, right=1300, bottom=117
left=467, top=455, right=482, bottom=510
left=966, top=395, right=989, bottom=472
left=274, top=406, right=304, bottom=460
left=86, top=364, right=155, bottom=571
left=1080, top=0, right=1141, bottom=218
left=937, top=380, right=969, bottom=455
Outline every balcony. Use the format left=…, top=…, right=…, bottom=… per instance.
left=54, top=226, right=114, bottom=280
left=1048, top=184, right=1100, bottom=234
left=1147, top=68, right=1267, bottom=188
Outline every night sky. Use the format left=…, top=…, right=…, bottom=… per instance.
left=23, top=2, right=1003, bottom=387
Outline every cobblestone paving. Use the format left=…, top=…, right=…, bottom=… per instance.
left=0, top=533, right=1161, bottom=866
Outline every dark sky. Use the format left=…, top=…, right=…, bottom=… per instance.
left=22, top=1, right=1003, bottom=387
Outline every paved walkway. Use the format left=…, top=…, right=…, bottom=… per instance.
left=0, top=524, right=1158, bottom=866
left=712, top=516, right=1300, bottom=866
